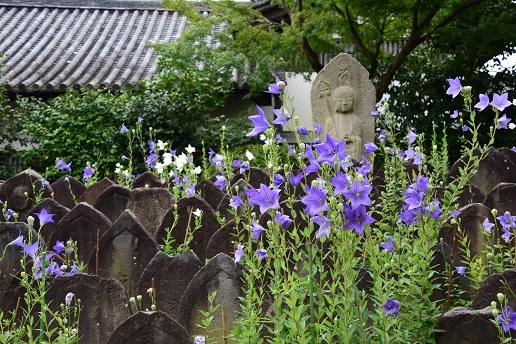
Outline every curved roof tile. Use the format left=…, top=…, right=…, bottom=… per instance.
left=0, top=3, right=192, bottom=92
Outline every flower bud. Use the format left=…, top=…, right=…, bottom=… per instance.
left=487, top=253, right=493, bottom=260
left=277, top=81, right=286, bottom=92
left=493, top=309, right=499, bottom=317
left=151, top=304, right=156, bottom=311
left=356, top=174, right=364, bottom=182
left=235, top=185, right=239, bottom=192
left=384, top=263, right=390, bottom=269
left=433, top=145, right=437, bottom=151
left=23, top=192, right=28, bottom=197
left=265, top=128, right=274, bottom=136
left=137, top=295, right=142, bottom=302
left=497, top=293, right=505, bottom=302
left=463, top=86, right=472, bottom=93
left=221, top=125, right=226, bottom=131
left=60, top=265, right=68, bottom=272
left=491, top=209, right=498, bottom=217
left=149, top=127, right=153, bottom=131
left=337, top=202, right=344, bottom=211
left=129, top=297, right=136, bottom=304
left=383, top=102, right=389, bottom=110
left=450, top=218, right=457, bottom=225
left=27, top=216, right=34, bottom=227
left=294, top=116, right=299, bottom=125
left=299, top=143, right=305, bottom=151
left=491, top=301, right=497, bottom=309
left=311, top=179, right=319, bottom=187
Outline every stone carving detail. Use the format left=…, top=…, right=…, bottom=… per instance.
left=311, top=53, right=376, bottom=161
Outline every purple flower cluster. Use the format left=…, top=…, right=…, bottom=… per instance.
left=498, top=211, right=516, bottom=243
left=398, top=175, right=441, bottom=225
left=146, top=140, right=158, bottom=169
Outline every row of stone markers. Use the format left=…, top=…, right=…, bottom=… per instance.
left=1, top=146, right=516, bottom=343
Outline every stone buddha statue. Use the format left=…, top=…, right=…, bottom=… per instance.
left=324, top=85, right=363, bottom=160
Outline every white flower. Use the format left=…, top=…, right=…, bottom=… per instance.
left=175, top=153, right=188, bottom=172
left=509, top=123, right=516, bottom=130
left=162, top=152, right=173, bottom=166
left=267, top=162, right=273, bottom=168
left=192, top=166, right=202, bottom=175
left=193, top=209, right=203, bottom=217
left=155, top=162, right=164, bottom=174
left=245, top=150, right=254, bottom=161
left=259, top=134, right=266, bottom=142
left=157, top=140, right=167, bottom=151
left=185, top=144, right=196, bottom=153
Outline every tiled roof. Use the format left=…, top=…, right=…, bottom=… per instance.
left=0, top=2, right=203, bottom=92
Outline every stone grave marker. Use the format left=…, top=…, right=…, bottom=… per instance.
left=94, top=184, right=131, bottom=222
left=230, top=167, right=270, bottom=190
left=206, top=219, right=246, bottom=259
left=106, top=311, right=190, bottom=344
left=196, top=179, right=226, bottom=213
left=483, top=182, right=516, bottom=216
left=435, top=306, right=499, bottom=344
left=447, top=147, right=516, bottom=196
left=434, top=183, right=485, bottom=209
left=177, top=253, right=244, bottom=343
left=127, top=187, right=174, bottom=239
left=0, top=222, right=37, bottom=311
left=89, top=209, right=160, bottom=297
left=216, top=179, right=249, bottom=221
left=156, top=195, right=220, bottom=262
left=0, top=169, right=52, bottom=220
left=49, top=202, right=112, bottom=265
left=438, top=203, right=493, bottom=260
left=79, top=177, right=114, bottom=205
left=137, top=251, right=202, bottom=318
left=46, top=274, right=131, bottom=344
left=51, top=175, right=85, bottom=209
left=499, top=146, right=516, bottom=167
left=132, top=171, right=164, bottom=189
left=430, top=241, right=468, bottom=303
left=311, top=53, right=376, bottom=161
left=472, top=270, right=516, bottom=310
left=28, top=198, right=70, bottom=245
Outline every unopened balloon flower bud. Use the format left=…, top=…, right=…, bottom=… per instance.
left=463, top=86, right=472, bottom=94
left=277, top=81, right=286, bottom=91
left=433, top=145, right=437, bottom=151
left=294, top=116, right=299, bottom=125
left=149, top=127, right=153, bottom=131
left=221, top=125, right=226, bottom=131
left=136, top=295, right=142, bottom=302
left=23, top=191, right=28, bottom=197
left=493, top=309, right=499, bottom=317
left=491, top=301, right=497, bottom=309
left=27, top=216, right=34, bottom=227
left=491, top=209, right=498, bottom=217
left=356, top=174, right=364, bottom=182
left=450, top=218, right=457, bottom=225
left=265, top=128, right=274, bottom=136
left=129, top=297, right=136, bottom=304
left=311, top=179, right=319, bottom=187
left=299, top=143, right=305, bottom=150
left=337, top=202, right=344, bottom=211
left=151, top=304, right=156, bottom=311
left=487, top=253, right=493, bottom=260
left=497, top=293, right=505, bottom=302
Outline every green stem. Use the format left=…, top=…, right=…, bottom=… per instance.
left=307, top=242, right=316, bottom=344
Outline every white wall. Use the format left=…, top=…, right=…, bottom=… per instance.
left=284, top=72, right=317, bottom=128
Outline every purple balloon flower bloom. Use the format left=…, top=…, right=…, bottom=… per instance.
left=234, top=244, right=244, bottom=265
left=55, top=158, right=72, bottom=173
left=474, top=93, right=490, bottom=111
left=120, top=122, right=127, bottom=134
left=330, top=171, right=350, bottom=196
left=265, top=75, right=281, bottom=95
left=53, top=240, right=65, bottom=255
left=446, top=77, right=462, bottom=98
left=455, top=266, right=466, bottom=276
left=407, top=130, right=417, bottom=144
left=272, top=108, right=289, bottom=126
left=384, top=298, right=400, bottom=316
left=502, top=228, right=513, bottom=243
left=304, top=145, right=321, bottom=174
left=315, top=133, right=347, bottom=165
left=497, top=306, right=516, bottom=333
left=297, top=126, right=309, bottom=136
left=250, top=222, right=265, bottom=240
left=483, top=218, right=495, bottom=233
left=245, top=184, right=280, bottom=215
left=83, top=166, right=95, bottom=183
left=311, top=214, right=331, bottom=239
left=380, top=237, right=394, bottom=252
left=313, top=124, right=323, bottom=135
left=214, top=175, right=227, bottom=191
left=491, top=93, right=512, bottom=111
left=301, top=185, right=329, bottom=216
left=10, top=234, right=24, bottom=247
left=256, top=248, right=268, bottom=261
left=451, top=110, right=459, bottom=119
left=229, top=195, right=243, bottom=208
left=290, top=172, right=303, bottom=186
left=462, top=125, right=469, bottom=132
left=498, top=211, right=516, bottom=230
left=273, top=174, right=285, bottom=188
left=65, top=292, right=74, bottom=305
left=275, top=212, right=293, bottom=229
left=247, top=106, right=270, bottom=137
left=364, top=142, right=378, bottom=154
left=3, top=208, right=14, bottom=220
left=371, top=109, right=380, bottom=116
left=343, top=204, right=375, bottom=235
left=34, top=208, right=56, bottom=226
left=497, top=114, right=512, bottom=129
left=23, top=241, right=39, bottom=258
left=343, top=180, right=372, bottom=210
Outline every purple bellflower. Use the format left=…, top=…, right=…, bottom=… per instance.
left=297, top=126, right=309, bottom=136
left=451, top=110, right=459, bottom=119
left=250, top=222, right=265, bottom=240
left=498, top=211, right=516, bottom=230
left=407, top=130, right=417, bottom=144
left=83, top=166, right=95, bottom=183
left=497, top=306, right=516, bottom=333
left=301, top=185, right=329, bottom=216
left=446, top=77, right=462, bottom=98
left=275, top=212, right=293, bottom=229
left=256, top=248, right=268, bottom=261
left=245, top=184, right=280, bottom=215
left=214, top=175, right=227, bottom=191
left=290, top=172, right=303, bottom=186
left=455, top=266, right=466, bottom=276
left=3, top=208, right=14, bottom=220
left=23, top=241, right=39, bottom=258
left=313, top=124, right=323, bottom=135
left=53, top=240, right=65, bottom=255
left=247, top=106, right=270, bottom=137
left=497, top=114, right=512, bottom=129
left=384, top=298, right=400, bottom=316
left=265, top=76, right=281, bottom=95
left=380, top=237, right=394, bottom=252
left=343, top=180, right=372, bottom=210
left=491, top=93, right=512, bottom=111
left=483, top=218, right=495, bottom=233
left=474, top=94, right=490, bottom=111
left=120, top=123, right=127, bottom=134
left=229, top=195, right=243, bottom=208
left=234, top=244, right=244, bottom=265
left=55, top=158, right=72, bottom=173
left=34, top=208, right=55, bottom=226
left=314, top=133, right=347, bottom=165
left=312, top=215, right=331, bottom=239
left=10, top=234, right=24, bottom=247
left=364, top=142, right=378, bottom=154
left=462, top=125, right=469, bottom=132
left=502, top=228, right=513, bottom=243
left=272, top=108, right=289, bottom=126
left=343, top=204, right=375, bottom=235
left=330, top=171, right=350, bottom=196
left=65, top=292, right=74, bottom=305
left=273, top=174, right=285, bottom=188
